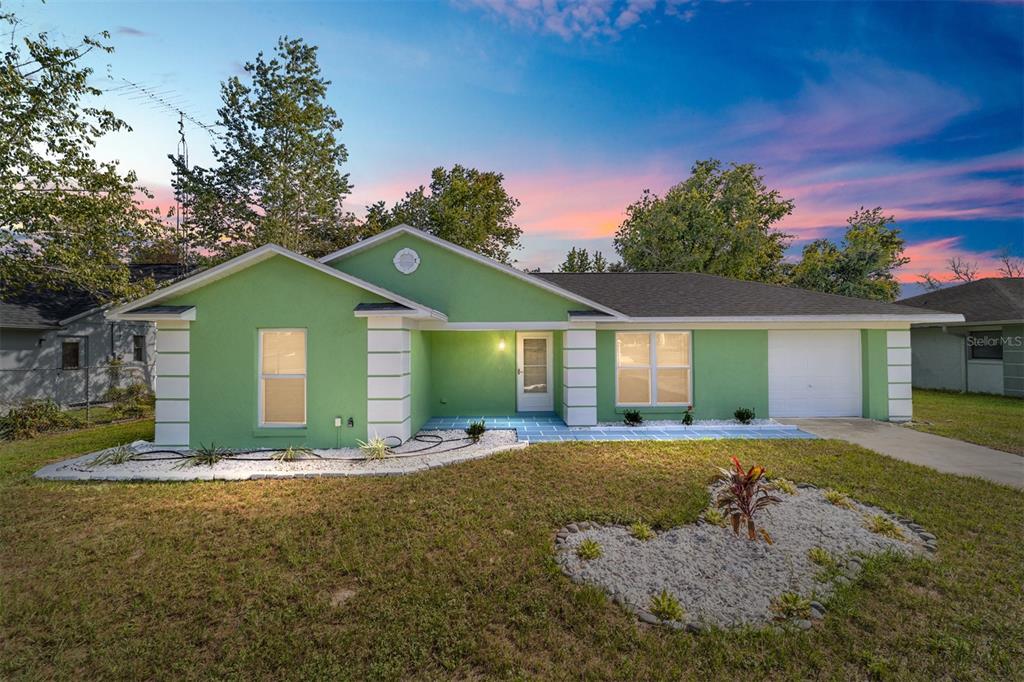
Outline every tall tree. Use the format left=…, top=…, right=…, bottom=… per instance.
left=376, top=165, right=522, bottom=263
left=613, top=160, right=794, bottom=281
left=558, top=247, right=609, bottom=272
left=171, top=37, right=354, bottom=260
left=789, top=207, right=909, bottom=302
left=0, top=12, right=159, bottom=301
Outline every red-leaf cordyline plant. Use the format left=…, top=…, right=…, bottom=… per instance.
left=715, top=456, right=781, bottom=543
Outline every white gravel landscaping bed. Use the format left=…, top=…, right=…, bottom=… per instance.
left=34, top=429, right=524, bottom=482
left=555, top=483, right=935, bottom=632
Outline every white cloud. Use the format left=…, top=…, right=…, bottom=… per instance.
left=458, top=0, right=696, bottom=40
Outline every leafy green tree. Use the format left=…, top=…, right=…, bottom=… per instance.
left=374, top=165, right=522, bottom=263
left=789, top=207, right=909, bottom=302
left=559, top=247, right=610, bottom=272
left=0, top=12, right=159, bottom=301
left=613, top=160, right=794, bottom=281
left=171, top=37, right=355, bottom=259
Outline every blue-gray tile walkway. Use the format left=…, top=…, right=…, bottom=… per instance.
left=421, top=413, right=817, bottom=442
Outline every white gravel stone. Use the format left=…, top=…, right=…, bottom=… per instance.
left=556, top=485, right=930, bottom=630
left=34, top=430, right=523, bottom=482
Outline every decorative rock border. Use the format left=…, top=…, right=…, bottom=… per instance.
left=554, top=482, right=936, bottom=632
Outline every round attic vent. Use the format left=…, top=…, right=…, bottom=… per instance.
left=393, top=247, right=420, bottom=274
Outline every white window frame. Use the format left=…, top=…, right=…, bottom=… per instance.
left=615, top=331, right=692, bottom=408
left=258, top=328, right=307, bottom=428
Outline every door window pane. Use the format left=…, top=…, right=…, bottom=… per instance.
left=657, top=368, right=690, bottom=404
left=656, top=333, right=688, bottom=366
left=617, top=368, right=650, bottom=404
left=522, top=338, right=547, bottom=394
left=617, top=333, right=650, bottom=366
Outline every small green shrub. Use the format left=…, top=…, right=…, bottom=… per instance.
left=630, top=521, right=654, bottom=541
left=865, top=514, right=904, bottom=539
left=272, top=445, right=313, bottom=462
left=105, top=382, right=154, bottom=419
left=0, top=399, right=81, bottom=440
left=771, top=592, right=811, bottom=620
left=824, top=489, right=853, bottom=509
left=576, top=539, right=602, bottom=560
left=681, top=407, right=694, bottom=425
left=772, top=478, right=797, bottom=495
left=357, top=436, right=390, bottom=459
left=733, top=407, right=756, bottom=424
left=808, top=546, right=836, bottom=568
left=88, top=443, right=136, bottom=466
left=649, top=590, right=685, bottom=621
left=623, top=410, right=643, bottom=426
left=177, top=443, right=231, bottom=468
left=703, top=508, right=727, bottom=527
left=465, top=420, right=487, bottom=441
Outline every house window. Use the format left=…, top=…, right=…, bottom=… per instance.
left=132, top=335, right=146, bottom=362
left=968, top=331, right=1003, bottom=360
left=259, top=329, right=306, bottom=426
left=61, top=341, right=81, bottom=370
left=616, top=332, right=691, bottom=406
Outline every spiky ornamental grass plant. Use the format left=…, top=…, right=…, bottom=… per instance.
left=649, top=590, right=685, bottom=622
left=357, top=437, right=390, bottom=460
left=629, top=521, right=654, bottom=541
left=715, top=456, right=781, bottom=543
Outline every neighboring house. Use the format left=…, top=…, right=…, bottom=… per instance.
left=0, top=265, right=184, bottom=411
left=899, top=278, right=1024, bottom=397
left=108, top=225, right=962, bottom=450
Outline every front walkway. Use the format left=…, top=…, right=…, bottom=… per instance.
left=780, top=418, right=1024, bottom=489
left=422, top=414, right=817, bottom=442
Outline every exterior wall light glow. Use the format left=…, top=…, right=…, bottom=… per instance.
left=498, top=339, right=506, bottom=351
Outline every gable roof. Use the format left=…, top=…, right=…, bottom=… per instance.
left=108, top=244, right=447, bottom=321
left=534, top=271, right=964, bottom=321
left=319, top=225, right=625, bottom=318
left=899, top=278, right=1024, bottom=323
left=1, top=264, right=186, bottom=329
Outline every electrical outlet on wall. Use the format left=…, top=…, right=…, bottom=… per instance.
left=334, top=417, right=342, bottom=427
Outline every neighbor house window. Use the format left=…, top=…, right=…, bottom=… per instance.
left=61, top=341, right=81, bottom=369
left=132, top=335, right=146, bottom=362
left=968, top=331, right=1003, bottom=360
left=616, top=332, right=691, bottom=406
left=259, top=329, right=306, bottom=426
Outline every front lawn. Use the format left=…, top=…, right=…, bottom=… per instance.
left=910, top=388, right=1024, bottom=455
left=1, top=421, right=1022, bottom=680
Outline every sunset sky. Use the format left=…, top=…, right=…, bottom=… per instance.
left=18, top=0, right=1024, bottom=295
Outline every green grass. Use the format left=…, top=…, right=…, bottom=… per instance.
left=1, top=421, right=1023, bottom=679
left=910, top=388, right=1024, bottom=455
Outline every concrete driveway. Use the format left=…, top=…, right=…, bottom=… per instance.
left=779, top=418, right=1024, bottom=490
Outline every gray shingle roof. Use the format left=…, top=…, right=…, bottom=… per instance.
left=0, top=264, right=189, bottom=329
left=534, top=271, right=944, bottom=318
left=898, top=278, right=1024, bottom=323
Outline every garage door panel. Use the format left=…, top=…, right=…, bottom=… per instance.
left=769, top=331, right=862, bottom=418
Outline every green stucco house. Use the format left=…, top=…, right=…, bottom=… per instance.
left=110, top=225, right=962, bottom=449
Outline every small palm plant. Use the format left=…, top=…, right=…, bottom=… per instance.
left=465, top=420, right=486, bottom=442
left=357, top=436, right=390, bottom=460
left=715, top=456, right=781, bottom=542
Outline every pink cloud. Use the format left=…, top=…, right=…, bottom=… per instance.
left=897, top=236, right=1005, bottom=283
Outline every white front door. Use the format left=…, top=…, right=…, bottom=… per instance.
left=516, top=332, right=554, bottom=412
left=768, top=330, right=863, bottom=417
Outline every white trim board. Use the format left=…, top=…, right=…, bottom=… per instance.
left=317, top=224, right=625, bottom=319
left=107, top=243, right=447, bottom=322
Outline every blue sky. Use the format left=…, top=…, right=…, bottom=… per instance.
left=18, top=0, right=1024, bottom=292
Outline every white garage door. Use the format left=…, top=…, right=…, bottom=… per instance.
left=768, top=330, right=862, bottom=418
